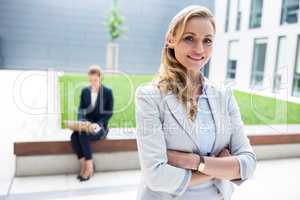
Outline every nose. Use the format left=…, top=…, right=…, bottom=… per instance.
left=194, top=41, right=205, bottom=54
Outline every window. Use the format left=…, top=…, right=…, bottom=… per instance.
left=280, top=0, right=299, bottom=24
left=292, top=35, right=300, bottom=97
left=236, top=0, right=242, bottom=31
left=273, top=36, right=287, bottom=92
left=225, top=0, right=231, bottom=32
left=249, top=0, right=263, bottom=29
left=250, top=38, right=268, bottom=87
left=202, top=61, right=210, bottom=78
left=226, top=40, right=239, bottom=80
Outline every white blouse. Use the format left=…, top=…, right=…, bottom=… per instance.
left=91, top=90, right=98, bottom=108
left=90, top=89, right=101, bottom=133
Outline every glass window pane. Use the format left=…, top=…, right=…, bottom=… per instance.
left=281, top=0, right=299, bottom=24
left=292, top=76, right=300, bottom=96
left=226, top=40, right=239, bottom=79
left=292, top=35, right=300, bottom=97
left=236, top=0, right=242, bottom=31
left=255, top=43, right=267, bottom=71
left=202, top=61, right=210, bottom=78
left=225, top=0, right=231, bottom=32
left=277, top=37, right=287, bottom=68
left=251, top=38, right=267, bottom=86
left=296, top=37, right=300, bottom=74
left=249, top=0, right=263, bottom=28
left=273, top=36, right=287, bottom=92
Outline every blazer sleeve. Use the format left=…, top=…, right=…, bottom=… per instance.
left=135, top=86, right=192, bottom=197
left=227, top=88, right=257, bottom=186
left=78, top=88, right=87, bottom=121
left=97, top=88, right=114, bottom=126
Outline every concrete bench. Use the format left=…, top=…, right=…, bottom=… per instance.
left=14, top=129, right=300, bottom=177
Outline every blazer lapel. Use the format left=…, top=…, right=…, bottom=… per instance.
left=94, top=85, right=102, bottom=111
left=87, top=86, right=92, bottom=105
left=205, top=84, right=222, bottom=155
left=165, top=92, right=201, bottom=151
left=164, top=82, right=223, bottom=155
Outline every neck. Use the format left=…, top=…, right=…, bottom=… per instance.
left=188, top=70, right=204, bottom=96
left=188, top=70, right=202, bottom=86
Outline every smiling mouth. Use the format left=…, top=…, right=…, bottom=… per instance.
left=187, top=55, right=205, bottom=61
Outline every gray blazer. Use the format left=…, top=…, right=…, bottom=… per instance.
left=135, top=79, right=256, bottom=200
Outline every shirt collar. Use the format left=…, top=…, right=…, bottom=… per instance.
left=199, top=82, right=208, bottom=98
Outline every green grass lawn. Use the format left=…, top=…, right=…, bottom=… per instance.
left=59, top=74, right=300, bottom=128
left=59, top=73, right=153, bottom=128
left=234, top=90, right=300, bottom=124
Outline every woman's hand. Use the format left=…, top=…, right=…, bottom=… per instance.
left=217, top=148, right=231, bottom=157
left=90, top=123, right=101, bottom=133
left=167, top=150, right=200, bottom=170
left=167, top=147, right=232, bottom=170
left=189, top=171, right=214, bottom=186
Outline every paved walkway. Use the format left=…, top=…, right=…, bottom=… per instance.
left=1, top=124, right=299, bottom=198
left=1, top=158, right=300, bottom=200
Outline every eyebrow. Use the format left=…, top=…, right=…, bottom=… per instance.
left=183, top=32, right=213, bottom=37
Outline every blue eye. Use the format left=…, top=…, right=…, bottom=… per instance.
left=183, top=36, right=194, bottom=42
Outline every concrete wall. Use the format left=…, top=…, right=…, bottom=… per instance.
left=0, top=0, right=214, bottom=74
left=0, top=69, right=61, bottom=194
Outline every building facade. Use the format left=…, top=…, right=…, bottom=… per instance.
left=210, top=0, right=300, bottom=102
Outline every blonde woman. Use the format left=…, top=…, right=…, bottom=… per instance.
left=135, top=6, right=256, bottom=200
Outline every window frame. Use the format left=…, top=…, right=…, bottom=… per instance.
left=236, top=0, right=242, bottom=31
left=249, top=0, right=264, bottom=29
left=225, top=0, right=231, bottom=32
left=202, top=60, right=210, bottom=78
left=280, top=0, right=300, bottom=25
left=292, top=34, right=300, bottom=97
left=250, top=37, right=268, bottom=87
left=273, top=35, right=287, bottom=93
left=226, top=39, right=239, bottom=80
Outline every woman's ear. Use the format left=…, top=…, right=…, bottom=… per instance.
left=165, top=34, right=176, bottom=49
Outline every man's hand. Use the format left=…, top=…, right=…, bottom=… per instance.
left=167, top=150, right=200, bottom=170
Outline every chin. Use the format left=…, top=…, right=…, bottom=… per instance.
left=187, top=64, right=205, bottom=72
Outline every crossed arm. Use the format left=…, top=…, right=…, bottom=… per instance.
left=167, top=148, right=241, bottom=187
left=135, top=86, right=256, bottom=196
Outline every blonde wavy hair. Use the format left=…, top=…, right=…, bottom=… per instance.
left=154, top=5, right=216, bottom=121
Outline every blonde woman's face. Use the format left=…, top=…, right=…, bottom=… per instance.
left=173, top=17, right=214, bottom=74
